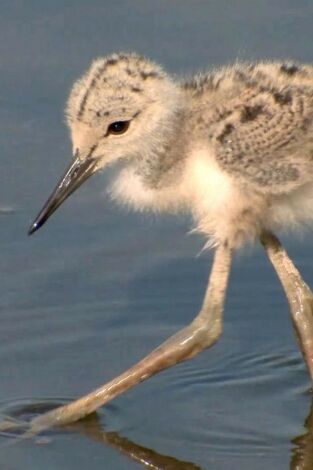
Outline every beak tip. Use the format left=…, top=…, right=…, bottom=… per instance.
left=28, top=222, right=39, bottom=236
left=27, top=154, right=97, bottom=237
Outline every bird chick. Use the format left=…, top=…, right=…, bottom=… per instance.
left=29, top=53, right=313, bottom=249
left=26, top=54, right=313, bottom=431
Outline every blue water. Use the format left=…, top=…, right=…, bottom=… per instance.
left=1, top=1, right=313, bottom=468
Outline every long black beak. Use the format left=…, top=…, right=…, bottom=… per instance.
left=28, top=154, right=98, bottom=235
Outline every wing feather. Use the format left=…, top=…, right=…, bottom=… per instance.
left=213, top=81, right=313, bottom=192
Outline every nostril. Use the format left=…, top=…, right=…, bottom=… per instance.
left=72, top=167, right=80, bottom=178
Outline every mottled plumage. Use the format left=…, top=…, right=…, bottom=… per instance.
left=59, top=54, right=313, bottom=249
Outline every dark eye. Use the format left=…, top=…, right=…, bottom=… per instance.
left=107, top=121, right=130, bottom=135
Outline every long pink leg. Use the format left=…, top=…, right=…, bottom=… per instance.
left=261, top=231, right=313, bottom=380
left=27, top=242, right=232, bottom=433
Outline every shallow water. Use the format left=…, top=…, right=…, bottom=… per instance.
left=1, top=1, right=313, bottom=468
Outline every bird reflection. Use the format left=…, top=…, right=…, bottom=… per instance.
left=291, top=393, right=313, bottom=470
left=54, top=396, right=313, bottom=470
left=68, top=413, right=203, bottom=470
left=3, top=395, right=313, bottom=468
left=0, top=401, right=200, bottom=468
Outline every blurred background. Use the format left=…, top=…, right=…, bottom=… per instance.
left=1, top=1, right=313, bottom=468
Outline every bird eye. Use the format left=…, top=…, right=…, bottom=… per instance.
left=107, top=121, right=130, bottom=135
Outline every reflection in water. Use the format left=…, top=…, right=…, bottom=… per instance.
left=65, top=397, right=313, bottom=470
left=69, top=413, right=203, bottom=470
left=4, top=395, right=313, bottom=468
left=0, top=400, right=202, bottom=469
left=291, top=394, right=313, bottom=470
